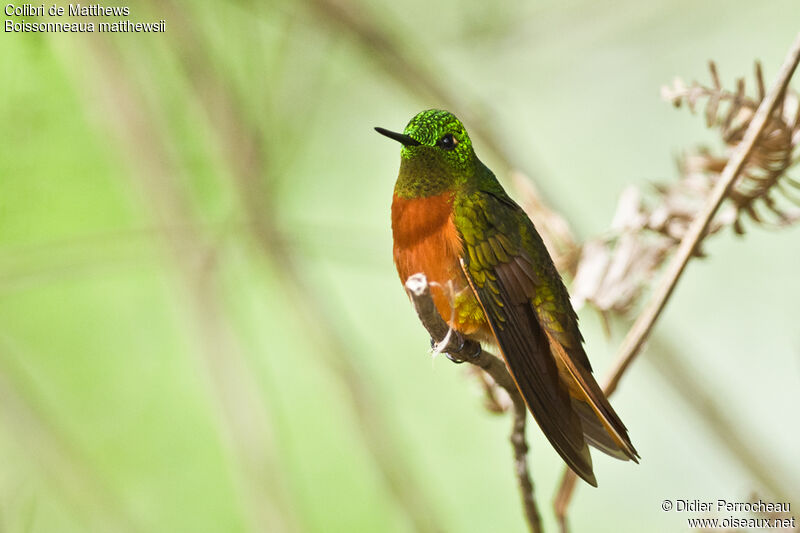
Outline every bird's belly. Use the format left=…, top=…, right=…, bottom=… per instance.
left=394, top=239, right=487, bottom=336
left=391, top=193, right=487, bottom=336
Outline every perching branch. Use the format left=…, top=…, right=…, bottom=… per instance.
left=404, top=273, right=542, bottom=533
left=554, top=31, right=800, bottom=532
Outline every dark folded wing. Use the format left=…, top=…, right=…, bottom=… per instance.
left=459, top=253, right=596, bottom=486
left=455, top=189, right=598, bottom=485
left=456, top=184, right=638, bottom=484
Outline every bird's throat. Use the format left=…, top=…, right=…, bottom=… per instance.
left=394, top=153, right=456, bottom=199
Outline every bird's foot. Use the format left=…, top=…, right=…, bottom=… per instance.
left=444, top=334, right=466, bottom=363
left=441, top=335, right=481, bottom=364
left=445, top=352, right=464, bottom=364
left=430, top=335, right=465, bottom=353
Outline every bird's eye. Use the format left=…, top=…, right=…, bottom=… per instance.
left=438, top=133, right=457, bottom=150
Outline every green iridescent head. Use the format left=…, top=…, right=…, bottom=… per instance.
left=376, top=109, right=479, bottom=198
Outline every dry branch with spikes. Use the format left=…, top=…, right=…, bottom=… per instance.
left=663, top=61, right=800, bottom=230
left=449, top=49, right=800, bottom=533
left=572, top=61, right=800, bottom=318
left=554, top=36, right=800, bottom=533
left=471, top=58, right=800, bottom=439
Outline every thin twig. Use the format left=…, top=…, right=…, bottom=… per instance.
left=554, top=468, right=578, bottom=533
left=607, top=31, right=800, bottom=397
left=511, top=399, right=543, bottom=532
left=404, top=273, right=542, bottom=533
left=554, top=31, right=800, bottom=531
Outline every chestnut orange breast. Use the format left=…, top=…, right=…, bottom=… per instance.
left=391, top=192, right=486, bottom=335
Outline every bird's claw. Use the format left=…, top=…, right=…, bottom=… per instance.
left=445, top=352, right=464, bottom=364
left=442, top=335, right=481, bottom=364
left=467, top=343, right=482, bottom=359
left=431, top=334, right=464, bottom=354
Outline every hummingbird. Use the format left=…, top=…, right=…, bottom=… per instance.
left=376, top=109, right=638, bottom=486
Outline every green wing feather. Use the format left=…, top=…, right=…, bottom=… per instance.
left=455, top=171, right=638, bottom=485
left=455, top=186, right=597, bottom=485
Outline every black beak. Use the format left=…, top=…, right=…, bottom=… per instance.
left=374, top=127, right=421, bottom=146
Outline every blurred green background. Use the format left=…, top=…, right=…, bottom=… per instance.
left=1, top=1, right=799, bottom=532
